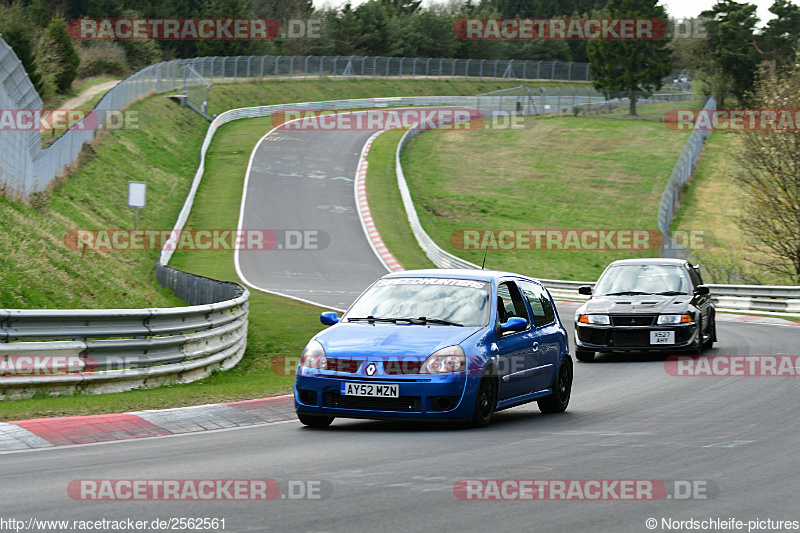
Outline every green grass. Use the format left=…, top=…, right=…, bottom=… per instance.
left=397, top=115, right=691, bottom=281
left=0, top=96, right=203, bottom=309
left=365, top=129, right=437, bottom=270
left=671, top=131, right=792, bottom=285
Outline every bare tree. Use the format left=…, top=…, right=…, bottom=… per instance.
left=734, top=62, right=800, bottom=283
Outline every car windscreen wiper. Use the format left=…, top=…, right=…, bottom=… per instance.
left=346, top=316, right=463, bottom=326
left=654, top=291, right=688, bottom=295
left=346, top=316, right=423, bottom=323
left=604, top=291, right=653, bottom=296
left=414, top=317, right=464, bottom=327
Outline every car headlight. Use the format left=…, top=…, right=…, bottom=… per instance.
left=657, top=314, right=692, bottom=325
left=299, top=339, right=327, bottom=369
left=578, top=314, right=610, bottom=325
left=419, top=345, right=466, bottom=374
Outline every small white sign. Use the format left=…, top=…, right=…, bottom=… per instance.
left=128, top=181, right=146, bottom=208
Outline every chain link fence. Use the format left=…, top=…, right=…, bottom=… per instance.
left=659, top=96, right=716, bottom=259
left=0, top=39, right=593, bottom=200
left=477, top=85, right=695, bottom=117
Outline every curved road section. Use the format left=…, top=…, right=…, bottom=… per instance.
left=235, top=119, right=391, bottom=310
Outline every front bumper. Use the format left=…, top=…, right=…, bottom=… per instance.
left=294, top=372, right=474, bottom=420
left=575, top=322, right=698, bottom=352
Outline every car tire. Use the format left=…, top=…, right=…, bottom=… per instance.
left=298, top=414, right=334, bottom=428
left=703, top=315, right=716, bottom=349
left=470, top=371, right=497, bottom=428
left=575, top=346, right=595, bottom=362
left=538, top=357, right=573, bottom=414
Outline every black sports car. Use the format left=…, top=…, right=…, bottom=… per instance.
left=574, top=258, right=716, bottom=362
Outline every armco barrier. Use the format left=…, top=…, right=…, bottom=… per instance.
left=0, top=266, right=248, bottom=400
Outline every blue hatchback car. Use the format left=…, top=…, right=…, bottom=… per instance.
left=294, top=269, right=573, bottom=428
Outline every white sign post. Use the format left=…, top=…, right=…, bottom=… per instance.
left=128, top=181, right=146, bottom=230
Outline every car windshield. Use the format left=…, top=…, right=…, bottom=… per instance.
left=594, top=264, right=689, bottom=296
left=344, top=278, right=491, bottom=327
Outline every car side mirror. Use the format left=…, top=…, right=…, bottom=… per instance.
left=500, top=316, right=528, bottom=333
left=694, top=285, right=710, bottom=296
left=320, top=312, right=340, bottom=325
left=578, top=285, right=593, bottom=296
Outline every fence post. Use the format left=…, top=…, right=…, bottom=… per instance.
left=465, top=58, right=471, bottom=80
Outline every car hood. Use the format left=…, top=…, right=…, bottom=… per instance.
left=582, top=294, right=692, bottom=314
left=315, top=323, right=482, bottom=356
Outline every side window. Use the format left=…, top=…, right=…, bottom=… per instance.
left=518, top=280, right=556, bottom=328
left=687, top=265, right=702, bottom=288
left=497, top=282, right=530, bottom=325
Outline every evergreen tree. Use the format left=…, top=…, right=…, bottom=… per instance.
left=586, top=0, right=672, bottom=115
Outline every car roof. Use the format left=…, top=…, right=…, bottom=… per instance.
left=606, top=258, right=690, bottom=267
left=381, top=268, right=541, bottom=284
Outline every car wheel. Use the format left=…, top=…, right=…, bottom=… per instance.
left=575, top=346, right=595, bottom=362
left=538, top=357, right=572, bottom=414
left=470, top=371, right=497, bottom=428
left=703, top=315, right=716, bottom=349
left=298, top=414, right=334, bottom=428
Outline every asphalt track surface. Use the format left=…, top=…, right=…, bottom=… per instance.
left=235, top=122, right=389, bottom=310
left=3, top=316, right=799, bottom=533
left=4, top=110, right=800, bottom=533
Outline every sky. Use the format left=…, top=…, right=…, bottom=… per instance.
left=316, top=0, right=779, bottom=25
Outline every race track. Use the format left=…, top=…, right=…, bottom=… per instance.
left=3, top=316, right=799, bottom=533
left=4, top=110, right=799, bottom=533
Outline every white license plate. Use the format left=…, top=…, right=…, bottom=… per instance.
left=650, top=331, right=675, bottom=345
left=340, top=382, right=399, bottom=398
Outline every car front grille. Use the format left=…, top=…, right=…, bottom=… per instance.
left=326, top=358, right=361, bottom=373
left=611, top=314, right=657, bottom=326
left=611, top=330, right=652, bottom=347
left=323, top=392, right=422, bottom=412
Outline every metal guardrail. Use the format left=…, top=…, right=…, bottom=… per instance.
left=0, top=266, right=249, bottom=400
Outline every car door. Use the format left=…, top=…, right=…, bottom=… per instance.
left=517, top=280, right=562, bottom=392
left=494, top=280, right=538, bottom=401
